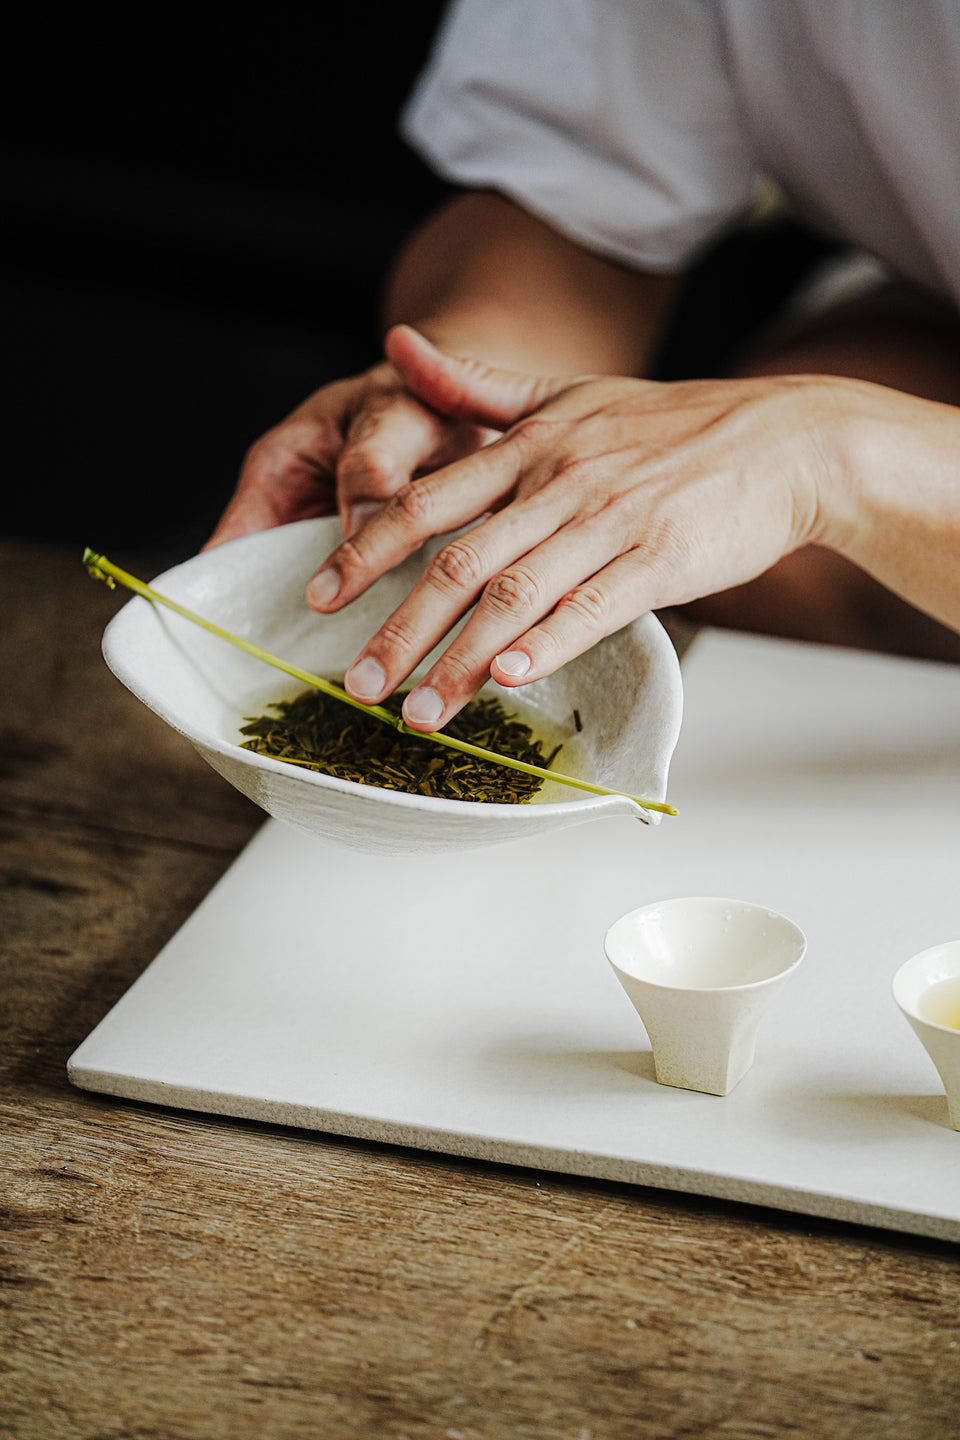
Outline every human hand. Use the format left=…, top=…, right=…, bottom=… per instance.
left=311, top=325, right=844, bottom=730
left=205, top=354, right=494, bottom=549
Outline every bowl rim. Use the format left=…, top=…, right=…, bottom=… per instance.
left=102, top=596, right=644, bottom=821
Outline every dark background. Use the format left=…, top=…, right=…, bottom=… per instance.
left=3, top=8, right=452, bottom=561
left=3, top=7, right=837, bottom=565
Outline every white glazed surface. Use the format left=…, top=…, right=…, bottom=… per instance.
left=70, top=628, right=960, bottom=1237
left=101, top=518, right=683, bottom=854
left=604, top=897, right=807, bottom=990
left=892, top=941, right=960, bottom=1019
left=604, top=898, right=807, bottom=1095
left=893, top=942, right=960, bottom=1130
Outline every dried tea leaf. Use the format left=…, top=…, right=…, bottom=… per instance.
left=239, top=691, right=562, bottom=804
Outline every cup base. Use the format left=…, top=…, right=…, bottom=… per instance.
left=652, top=1038, right=755, bottom=1097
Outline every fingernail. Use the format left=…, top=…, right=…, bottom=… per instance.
left=345, top=656, right=387, bottom=701
left=306, top=568, right=341, bottom=607
left=346, top=501, right=382, bottom=536
left=402, top=686, right=444, bottom=727
left=494, top=649, right=531, bottom=678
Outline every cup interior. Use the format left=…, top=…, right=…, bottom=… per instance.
left=605, top=897, right=807, bottom=991
left=892, top=941, right=960, bottom=1030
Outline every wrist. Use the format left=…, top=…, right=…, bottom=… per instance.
left=816, top=378, right=960, bottom=633
left=798, top=375, right=874, bottom=555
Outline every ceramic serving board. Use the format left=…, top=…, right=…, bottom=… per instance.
left=69, top=630, right=960, bottom=1240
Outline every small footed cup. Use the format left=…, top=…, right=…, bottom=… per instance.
left=893, top=941, right=960, bottom=1131
left=604, top=897, right=807, bottom=1096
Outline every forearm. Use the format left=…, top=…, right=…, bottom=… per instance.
left=823, top=380, right=960, bottom=635
left=383, top=190, right=677, bottom=377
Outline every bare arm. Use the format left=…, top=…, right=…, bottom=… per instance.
left=207, top=191, right=678, bottom=549
left=384, top=191, right=677, bottom=375
left=826, top=382, right=960, bottom=637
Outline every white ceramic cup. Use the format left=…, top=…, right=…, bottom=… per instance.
left=892, top=940, right=960, bottom=1131
left=604, top=897, right=807, bottom=1096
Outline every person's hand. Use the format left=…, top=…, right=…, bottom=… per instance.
left=310, top=325, right=851, bottom=730
left=205, top=355, right=494, bottom=549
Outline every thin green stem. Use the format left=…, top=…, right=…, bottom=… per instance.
left=83, top=548, right=676, bottom=815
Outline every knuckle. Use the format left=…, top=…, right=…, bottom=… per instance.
left=638, top=513, right=699, bottom=571
left=375, top=615, right=421, bottom=663
left=527, top=623, right=565, bottom=664
left=554, top=454, right=598, bottom=489
left=483, top=564, right=546, bottom=617
left=243, top=416, right=339, bottom=485
left=429, top=538, right=487, bottom=593
left=240, top=430, right=280, bottom=475
left=330, top=535, right=367, bottom=579
left=555, top=583, right=611, bottom=631
left=348, top=392, right=400, bottom=441
left=507, top=416, right=555, bottom=451
left=337, top=443, right=399, bottom=497
left=430, top=648, right=487, bottom=694
left=357, top=380, right=396, bottom=413
left=507, top=419, right=543, bottom=450
left=390, top=480, right=434, bottom=529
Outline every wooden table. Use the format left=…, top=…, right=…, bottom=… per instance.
left=3, top=539, right=960, bottom=1440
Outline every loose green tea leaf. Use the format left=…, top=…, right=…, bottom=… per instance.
left=240, top=690, right=562, bottom=803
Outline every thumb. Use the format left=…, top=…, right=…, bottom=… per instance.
left=384, top=324, right=567, bottom=429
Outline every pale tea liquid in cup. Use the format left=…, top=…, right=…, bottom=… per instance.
left=920, top=978, right=960, bottom=1031
left=892, top=941, right=960, bottom=1132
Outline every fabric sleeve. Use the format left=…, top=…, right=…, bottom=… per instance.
left=401, top=0, right=758, bottom=272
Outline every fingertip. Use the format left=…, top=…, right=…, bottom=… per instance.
left=344, top=655, right=388, bottom=703
left=305, top=567, right=342, bottom=610
left=491, top=648, right=533, bottom=685
left=401, top=684, right=445, bottom=730
left=384, top=326, right=468, bottom=416
left=384, top=323, right=433, bottom=363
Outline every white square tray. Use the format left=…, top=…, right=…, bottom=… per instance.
left=69, top=630, right=960, bottom=1240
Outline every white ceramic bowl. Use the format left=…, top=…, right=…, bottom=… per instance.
left=101, top=518, right=683, bottom=854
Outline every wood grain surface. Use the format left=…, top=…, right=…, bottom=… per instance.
left=2, top=541, right=959, bottom=1440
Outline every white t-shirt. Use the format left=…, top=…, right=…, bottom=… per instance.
left=402, top=0, right=960, bottom=308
